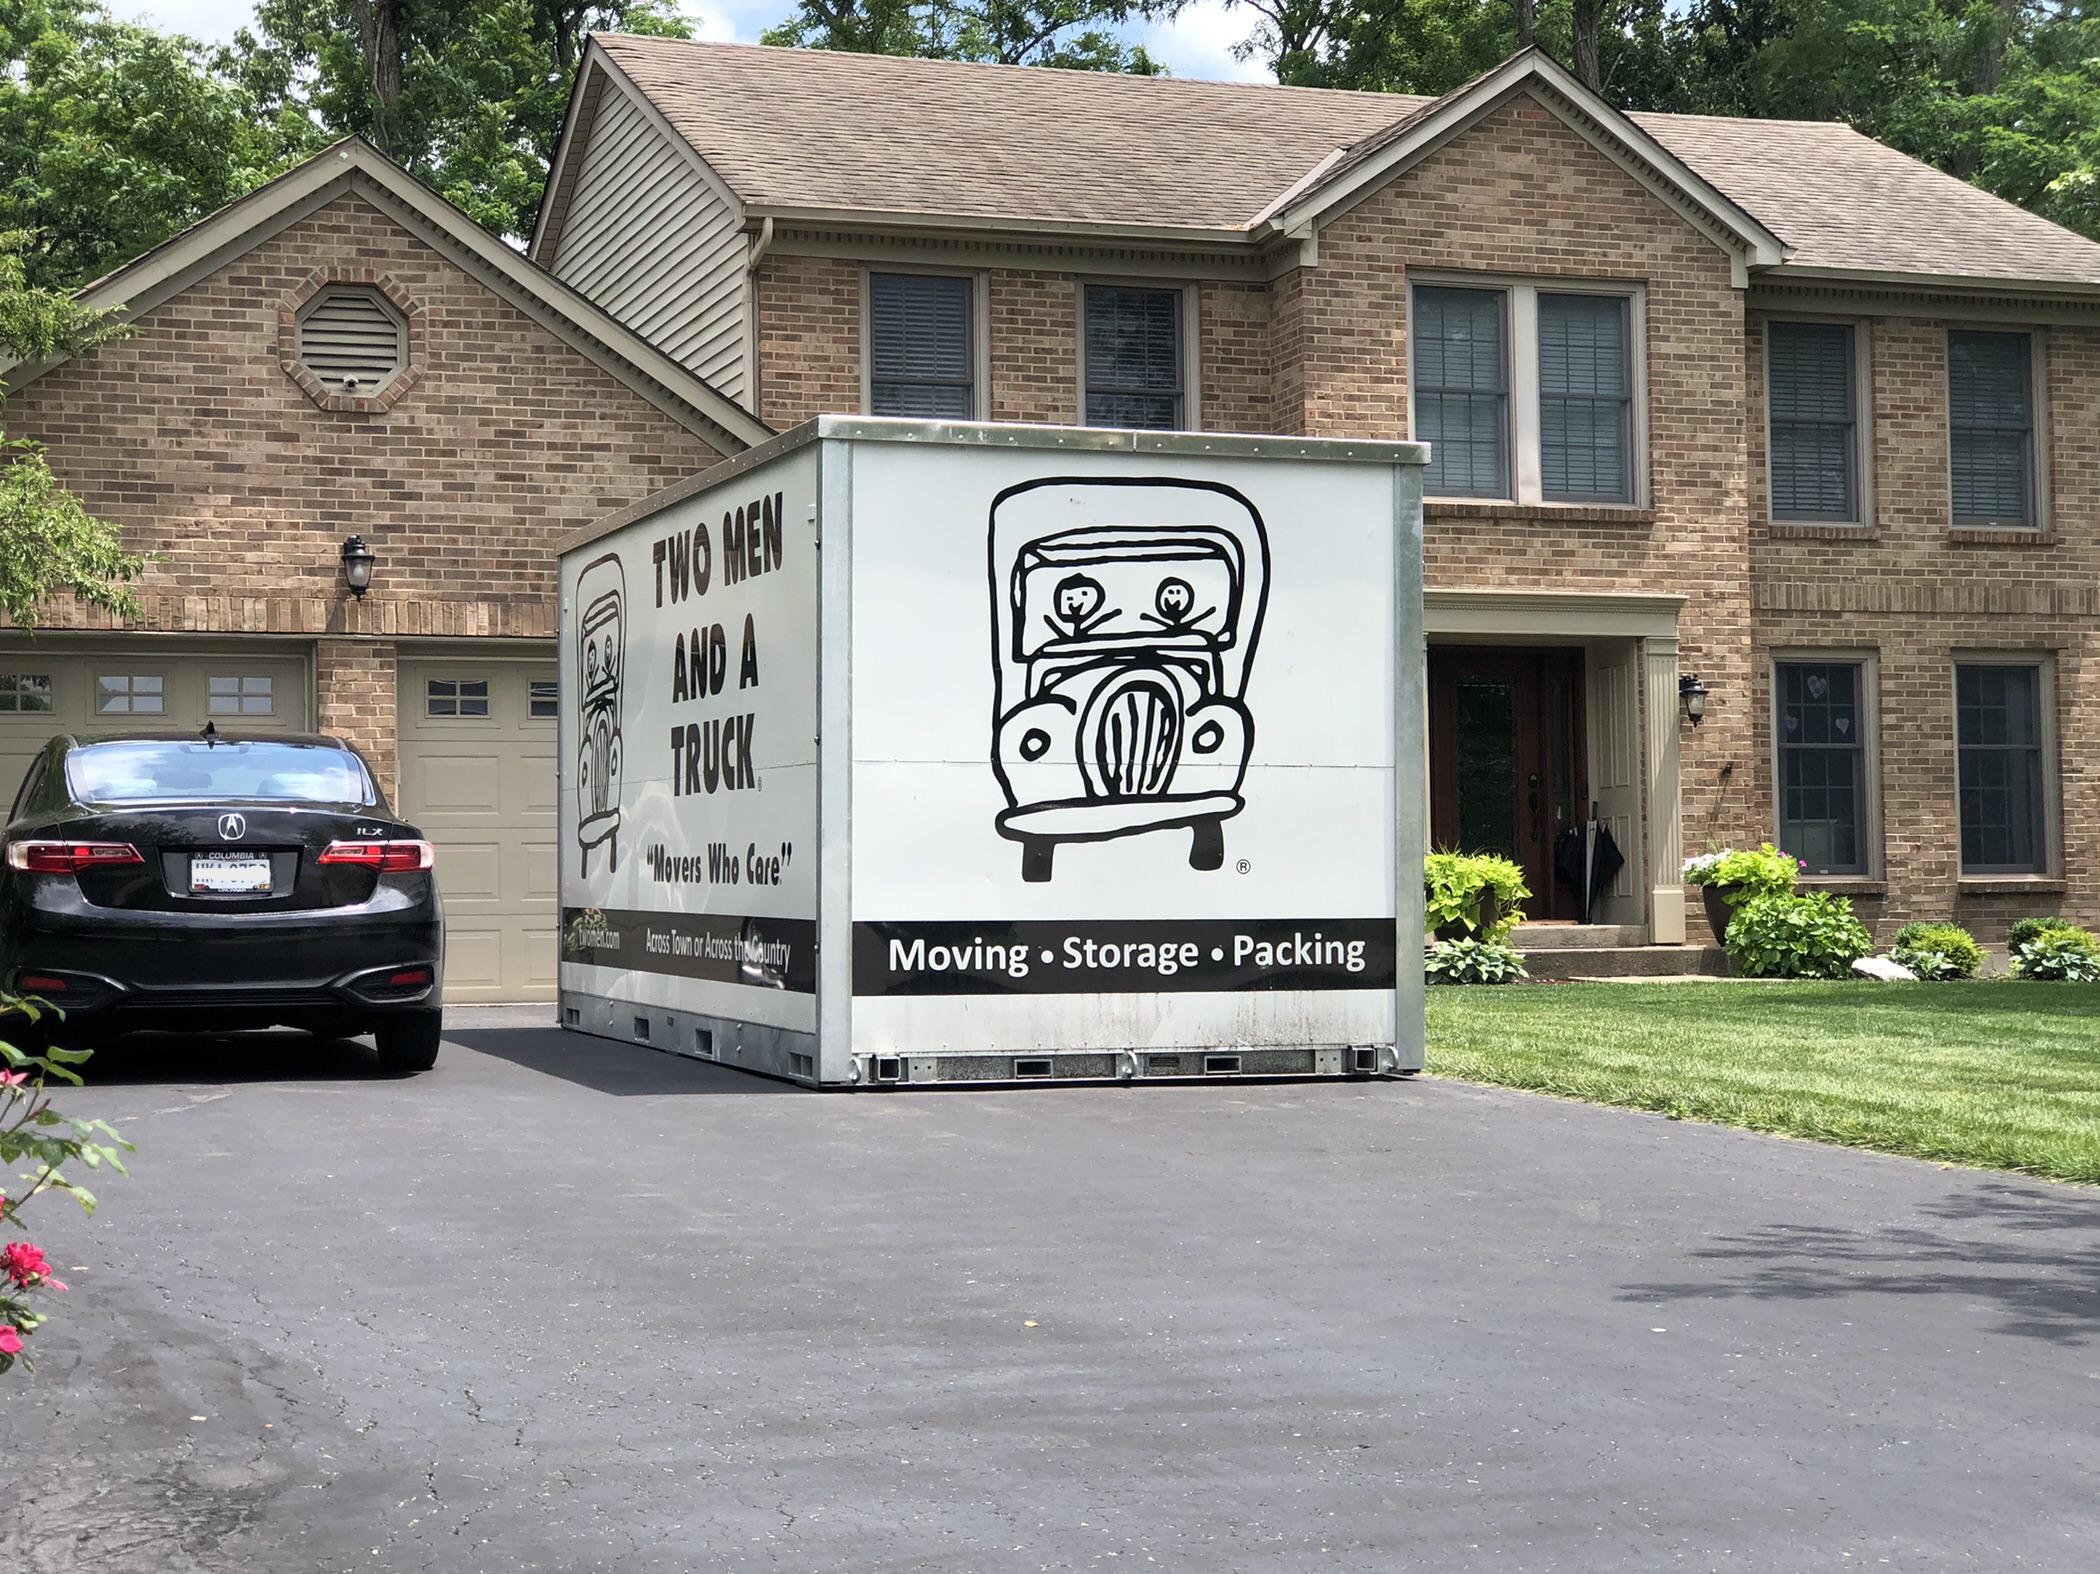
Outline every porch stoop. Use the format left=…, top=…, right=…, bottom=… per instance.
left=1517, top=923, right=1729, bottom=979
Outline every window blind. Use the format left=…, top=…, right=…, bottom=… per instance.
left=1411, top=286, right=1508, bottom=498
left=1768, top=321, right=1857, bottom=520
left=1538, top=294, right=1632, bottom=503
left=1948, top=330, right=2034, bottom=526
left=869, top=273, right=974, bottom=419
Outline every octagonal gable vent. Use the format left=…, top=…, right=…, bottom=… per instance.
left=296, top=286, right=406, bottom=395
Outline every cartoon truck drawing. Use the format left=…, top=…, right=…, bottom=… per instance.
left=988, top=477, right=1269, bottom=883
left=574, top=552, right=625, bottom=878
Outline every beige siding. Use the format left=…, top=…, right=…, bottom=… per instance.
left=553, top=83, right=749, bottom=404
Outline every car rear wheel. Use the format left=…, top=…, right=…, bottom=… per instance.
left=374, top=1010, right=442, bottom=1073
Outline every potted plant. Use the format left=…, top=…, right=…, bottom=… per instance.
left=1425, top=851, right=1531, bottom=944
left=1682, top=844, right=1803, bottom=942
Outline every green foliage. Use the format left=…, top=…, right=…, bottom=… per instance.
left=1890, top=945, right=1960, bottom=981
left=0, top=232, right=145, bottom=628
left=1891, top=921, right=1983, bottom=979
left=2009, top=916, right=2077, bottom=949
left=1425, top=937, right=1530, bottom=984
left=762, top=0, right=1181, bottom=73
left=1424, top=849, right=1531, bottom=943
left=2, top=1003, right=132, bottom=1375
left=1723, top=889, right=1874, bottom=979
left=2011, top=926, right=2100, bottom=982
left=1681, top=843, right=1803, bottom=901
left=0, top=0, right=309, bottom=290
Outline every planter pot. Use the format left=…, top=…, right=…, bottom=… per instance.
left=1699, top=883, right=1741, bottom=945
left=1432, top=889, right=1502, bottom=943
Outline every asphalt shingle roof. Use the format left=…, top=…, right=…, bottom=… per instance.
left=594, top=37, right=2100, bottom=288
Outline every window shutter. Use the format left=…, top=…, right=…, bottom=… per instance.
left=1768, top=321, right=1856, bottom=520
left=1538, top=294, right=1631, bottom=502
left=297, top=288, right=406, bottom=394
left=1949, top=331, right=2033, bottom=525
left=1411, top=286, right=1508, bottom=498
left=869, top=273, right=973, bottom=418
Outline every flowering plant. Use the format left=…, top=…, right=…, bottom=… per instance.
left=2, top=1000, right=130, bottom=1375
left=1681, top=844, right=1805, bottom=900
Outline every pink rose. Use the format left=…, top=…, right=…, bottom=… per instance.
left=0, top=1326, right=22, bottom=1356
left=2, top=1240, right=59, bottom=1289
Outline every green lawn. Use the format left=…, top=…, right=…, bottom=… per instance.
left=1426, top=981, right=2100, bottom=1184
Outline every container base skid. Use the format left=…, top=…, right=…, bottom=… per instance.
left=560, top=991, right=1412, bottom=1088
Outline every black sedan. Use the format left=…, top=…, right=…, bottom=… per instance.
left=0, top=729, right=444, bottom=1071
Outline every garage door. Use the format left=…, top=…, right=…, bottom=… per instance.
left=0, top=646, right=311, bottom=809
left=396, top=661, right=557, bottom=1003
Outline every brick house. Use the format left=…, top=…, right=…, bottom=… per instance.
left=532, top=38, right=2100, bottom=961
left=0, top=140, right=767, bottom=1000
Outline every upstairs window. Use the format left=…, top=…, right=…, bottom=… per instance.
left=1767, top=321, right=1860, bottom=522
left=1537, top=294, right=1632, bottom=503
left=1948, top=330, right=2037, bottom=528
left=1082, top=284, right=1185, bottom=430
left=296, top=286, right=407, bottom=397
left=1409, top=280, right=1642, bottom=506
left=868, top=272, right=975, bottom=419
left=1412, top=286, right=1509, bottom=498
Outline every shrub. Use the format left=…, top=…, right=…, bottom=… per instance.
left=3, top=1003, right=131, bottom=1376
left=1723, top=890, right=1874, bottom=979
left=1424, top=851, right=1531, bottom=944
left=2009, top=917, right=2078, bottom=950
left=1682, top=844, right=1803, bottom=901
left=1425, top=938, right=1529, bottom=985
left=2011, top=926, right=2100, bottom=982
left=1890, top=922, right=1983, bottom=979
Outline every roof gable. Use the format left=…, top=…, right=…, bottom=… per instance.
left=6, top=140, right=769, bottom=451
left=1263, top=50, right=1787, bottom=282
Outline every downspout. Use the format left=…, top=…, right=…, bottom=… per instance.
left=744, top=216, right=775, bottom=422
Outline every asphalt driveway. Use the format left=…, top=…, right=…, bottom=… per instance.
left=3, top=1013, right=2097, bottom=1572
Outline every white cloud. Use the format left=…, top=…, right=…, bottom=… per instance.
left=1136, top=0, right=1269, bottom=84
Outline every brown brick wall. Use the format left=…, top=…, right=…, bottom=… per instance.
left=5, top=191, right=723, bottom=644
left=316, top=637, right=399, bottom=799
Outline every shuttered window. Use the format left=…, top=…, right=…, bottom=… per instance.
left=1083, top=285, right=1184, bottom=429
left=1776, top=661, right=1868, bottom=876
left=1538, top=294, right=1632, bottom=503
left=1768, top=321, right=1858, bottom=521
left=1412, top=286, right=1509, bottom=498
left=1948, top=330, right=2036, bottom=527
left=1956, top=662, right=2048, bottom=873
left=296, top=287, right=407, bottom=395
left=868, top=273, right=974, bottom=418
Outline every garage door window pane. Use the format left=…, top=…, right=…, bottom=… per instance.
left=97, top=674, right=164, bottom=715
left=529, top=680, right=558, bottom=720
left=427, top=678, right=489, bottom=718
left=0, top=674, right=52, bottom=713
left=209, top=675, right=274, bottom=716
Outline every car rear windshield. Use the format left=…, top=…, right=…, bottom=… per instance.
left=66, top=741, right=377, bottom=806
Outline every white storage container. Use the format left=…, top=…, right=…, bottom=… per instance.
left=555, top=418, right=1427, bottom=1086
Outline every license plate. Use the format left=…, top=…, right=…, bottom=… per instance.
left=192, top=852, right=272, bottom=894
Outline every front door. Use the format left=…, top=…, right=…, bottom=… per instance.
left=1429, top=648, right=1587, bottom=921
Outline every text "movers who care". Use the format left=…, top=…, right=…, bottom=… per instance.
left=652, top=491, right=784, bottom=796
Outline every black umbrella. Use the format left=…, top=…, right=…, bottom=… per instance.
left=1555, top=807, right=1628, bottom=923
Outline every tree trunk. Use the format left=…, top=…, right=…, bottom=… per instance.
left=1571, top=0, right=1604, bottom=88
left=353, top=0, right=409, bottom=156
left=1514, top=0, right=1536, bottom=48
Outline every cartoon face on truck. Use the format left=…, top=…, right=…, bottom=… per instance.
left=988, top=477, right=1269, bottom=883
left=574, top=552, right=625, bottom=879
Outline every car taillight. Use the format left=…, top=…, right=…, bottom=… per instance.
left=5, top=840, right=145, bottom=875
left=318, top=839, right=435, bottom=873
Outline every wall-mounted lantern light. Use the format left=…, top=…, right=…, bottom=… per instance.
left=341, top=535, right=376, bottom=599
left=1679, top=672, right=1710, bottom=726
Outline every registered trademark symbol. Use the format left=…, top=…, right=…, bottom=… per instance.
left=1235, top=859, right=1251, bottom=875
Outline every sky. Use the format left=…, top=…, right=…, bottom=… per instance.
left=103, top=1, right=1274, bottom=85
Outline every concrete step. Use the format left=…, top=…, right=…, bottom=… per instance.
left=1521, top=943, right=1728, bottom=980
left=1511, top=923, right=1647, bottom=950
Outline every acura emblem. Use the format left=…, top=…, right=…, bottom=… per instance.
left=218, top=813, right=247, bottom=840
